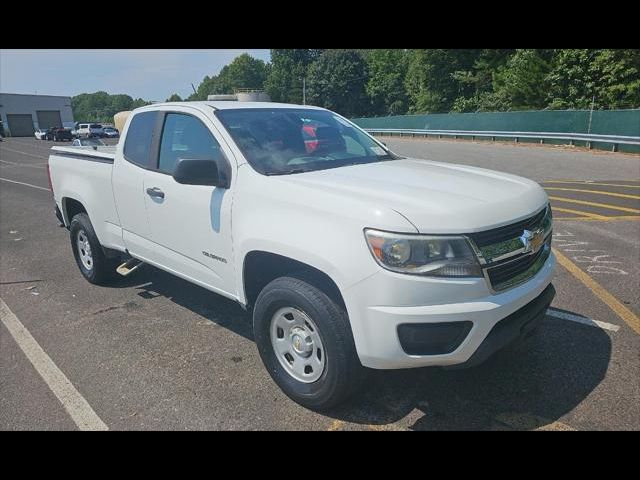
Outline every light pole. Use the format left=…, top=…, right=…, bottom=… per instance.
left=303, top=77, right=306, bottom=105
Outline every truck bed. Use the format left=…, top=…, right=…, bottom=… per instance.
left=51, top=145, right=117, bottom=161
left=49, top=144, right=124, bottom=252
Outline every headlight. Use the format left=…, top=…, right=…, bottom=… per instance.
left=364, top=229, right=482, bottom=277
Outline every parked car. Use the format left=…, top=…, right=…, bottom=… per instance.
left=48, top=102, right=556, bottom=410
left=102, top=127, right=120, bottom=138
left=46, top=127, right=73, bottom=141
left=72, top=138, right=106, bottom=147
left=76, top=123, right=104, bottom=138
left=35, top=128, right=49, bottom=140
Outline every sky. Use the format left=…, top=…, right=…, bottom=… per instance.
left=0, top=49, right=271, bottom=101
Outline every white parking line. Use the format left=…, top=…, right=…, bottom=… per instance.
left=0, top=298, right=108, bottom=431
left=0, top=146, right=47, bottom=159
left=0, top=177, right=51, bottom=191
left=10, top=140, right=56, bottom=151
left=0, top=159, right=47, bottom=169
left=547, top=308, right=620, bottom=332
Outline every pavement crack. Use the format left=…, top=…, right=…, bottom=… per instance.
left=91, top=301, right=142, bottom=316
left=0, top=279, right=43, bottom=285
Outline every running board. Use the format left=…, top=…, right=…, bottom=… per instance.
left=116, top=258, right=144, bottom=276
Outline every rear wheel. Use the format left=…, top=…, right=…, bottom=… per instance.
left=253, top=276, right=366, bottom=410
left=69, top=213, right=118, bottom=285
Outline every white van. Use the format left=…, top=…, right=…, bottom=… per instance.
left=76, top=123, right=104, bottom=138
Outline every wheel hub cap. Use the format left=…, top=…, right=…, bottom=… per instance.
left=76, top=230, right=93, bottom=270
left=290, top=328, right=313, bottom=357
left=270, top=307, right=326, bottom=383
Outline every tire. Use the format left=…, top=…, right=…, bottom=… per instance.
left=253, top=275, right=366, bottom=410
left=69, top=213, right=118, bottom=285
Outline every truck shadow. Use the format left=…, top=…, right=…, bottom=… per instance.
left=326, top=315, right=612, bottom=430
left=114, top=266, right=611, bottom=430
left=115, top=264, right=254, bottom=341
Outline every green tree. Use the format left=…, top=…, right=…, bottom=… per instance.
left=216, top=53, right=268, bottom=93
left=265, top=49, right=323, bottom=103
left=547, top=49, right=640, bottom=109
left=546, top=49, right=598, bottom=109
left=450, top=91, right=511, bottom=113
left=166, top=93, right=183, bottom=102
left=405, top=49, right=481, bottom=113
left=71, top=92, right=150, bottom=123
left=492, top=49, right=553, bottom=110
left=468, top=49, right=515, bottom=94
left=306, top=50, right=370, bottom=117
left=365, top=49, right=409, bottom=115
left=593, top=49, right=640, bottom=108
left=187, top=53, right=269, bottom=100
left=187, top=75, right=218, bottom=101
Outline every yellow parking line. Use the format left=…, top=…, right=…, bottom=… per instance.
left=553, top=248, right=640, bottom=335
left=597, top=215, right=640, bottom=220
left=546, top=181, right=640, bottom=189
left=554, top=215, right=640, bottom=222
left=552, top=207, right=609, bottom=220
left=544, top=187, right=640, bottom=200
left=327, top=420, right=344, bottom=431
left=548, top=196, right=640, bottom=214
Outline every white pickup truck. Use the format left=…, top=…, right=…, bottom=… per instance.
left=48, top=101, right=556, bottom=409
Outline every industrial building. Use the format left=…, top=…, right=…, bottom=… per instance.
left=0, top=93, right=74, bottom=137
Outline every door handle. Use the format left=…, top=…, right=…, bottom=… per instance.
left=146, top=187, right=165, bottom=199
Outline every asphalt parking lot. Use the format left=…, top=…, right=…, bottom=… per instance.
left=1, top=136, right=639, bottom=430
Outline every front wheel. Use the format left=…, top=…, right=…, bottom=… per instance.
left=253, top=276, right=366, bottom=410
left=69, top=213, right=118, bottom=285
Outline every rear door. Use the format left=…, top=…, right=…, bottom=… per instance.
left=112, top=110, right=160, bottom=260
left=143, top=108, right=236, bottom=296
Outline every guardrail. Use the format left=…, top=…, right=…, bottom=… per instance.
left=365, top=129, right=640, bottom=152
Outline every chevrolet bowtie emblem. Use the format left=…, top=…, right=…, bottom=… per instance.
left=520, top=229, right=544, bottom=253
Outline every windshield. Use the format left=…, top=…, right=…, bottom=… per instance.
left=90, top=124, right=102, bottom=129
left=215, top=108, right=399, bottom=175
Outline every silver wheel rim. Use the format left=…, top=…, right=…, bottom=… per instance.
left=76, top=230, right=93, bottom=270
left=270, top=307, right=326, bottom=383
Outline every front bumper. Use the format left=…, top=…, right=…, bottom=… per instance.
left=446, top=282, right=555, bottom=369
left=343, top=250, right=556, bottom=369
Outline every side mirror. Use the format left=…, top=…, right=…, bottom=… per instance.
left=172, top=158, right=229, bottom=188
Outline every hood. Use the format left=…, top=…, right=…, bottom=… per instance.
left=278, top=158, right=548, bottom=234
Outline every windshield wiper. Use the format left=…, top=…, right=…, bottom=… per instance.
left=265, top=168, right=309, bottom=176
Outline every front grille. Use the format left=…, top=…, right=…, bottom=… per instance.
left=469, top=207, right=547, bottom=247
left=486, top=239, right=551, bottom=292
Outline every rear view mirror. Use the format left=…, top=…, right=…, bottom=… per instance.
left=172, top=158, right=229, bottom=188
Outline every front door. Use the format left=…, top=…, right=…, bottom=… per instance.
left=143, top=110, right=236, bottom=297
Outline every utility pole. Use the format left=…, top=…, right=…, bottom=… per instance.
left=303, top=78, right=306, bottom=105
left=191, top=83, right=197, bottom=95
left=587, top=95, right=595, bottom=134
